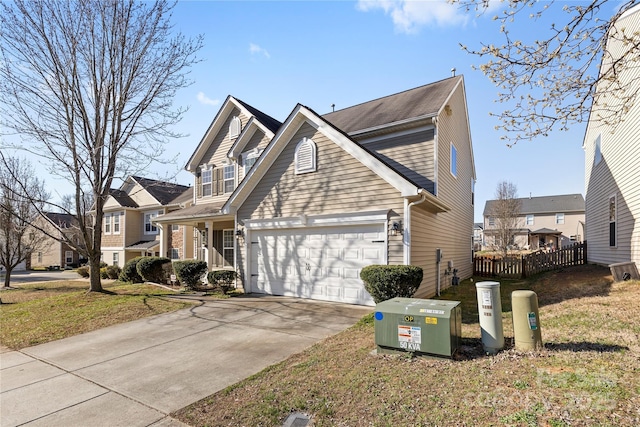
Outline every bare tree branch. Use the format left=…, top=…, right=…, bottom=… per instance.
left=454, top=0, right=640, bottom=144
left=0, top=0, right=202, bottom=291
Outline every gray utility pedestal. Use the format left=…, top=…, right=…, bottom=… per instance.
left=374, top=298, right=461, bottom=358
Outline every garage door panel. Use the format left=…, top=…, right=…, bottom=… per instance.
left=250, top=224, right=384, bottom=305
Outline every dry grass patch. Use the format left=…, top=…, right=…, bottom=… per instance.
left=174, top=265, right=640, bottom=426
left=0, top=281, right=194, bottom=349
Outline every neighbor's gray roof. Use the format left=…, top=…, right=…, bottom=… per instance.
left=483, top=194, right=585, bottom=216
left=125, top=240, right=159, bottom=251
left=109, top=189, right=138, bottom=208
left=169, top=187, right=194, bottom=206
left=235, top=98, right=282, bottom=134
left=44, top=212, right=78, bottom=229
left=530, top=228, right=562, bottom=235
left=323, top=76, right=460, bottom=134
left=131, top=176, right=191, bottom=205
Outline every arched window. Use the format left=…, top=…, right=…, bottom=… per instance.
left=295, top=137, right=317, bottom=174
left=229, top=116, right=241, bottom=138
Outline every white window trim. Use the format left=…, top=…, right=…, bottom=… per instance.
left=113, top=252, right=119, bottom=267
left=223, top=164, right=235, bottom=193
left=113, top=212, right=121, bottom=234
left=144, top=210, right=161, bottom=235
left=201, top=166, right=212, bottom=198
left=242, top=149, right=261, bottom=175
left=65, top=251, right=73, bottom=263
left=223, top=229, right=235, bottom=267
left=526, top=214, right=534, bottom=226
left=170, top=248, right=180, bottom=260
left=450, top=142, right=457, bottom=178
left=594, top=134, right=602, bottom=166
left=555, top=213, right=565, bottom=225
left=104, top=213, right=112, bottom=235
left=294, top=137, right=317, bottom=174
left=171, top=224, right=180, bottom=232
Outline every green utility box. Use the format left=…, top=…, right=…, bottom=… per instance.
left=374, top=298, right=462, bottom=358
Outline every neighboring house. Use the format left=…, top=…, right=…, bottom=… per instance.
left=101, top=176, right=194, bottom=266
left=583, top=4, right=640, bottom=267
left=483, top=194, right=585, bottom=250
left=30, top=212, right=84, bottom=269
left=157, top=76, right=476, bottom=305
left=473, top=222, right=484, bottom=251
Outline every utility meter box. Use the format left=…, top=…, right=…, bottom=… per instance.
left=374, top=298, right=462, bottom=358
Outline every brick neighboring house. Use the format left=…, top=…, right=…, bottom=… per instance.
left=30, top=212, right=84, bottom=269
left=100, top=176, right=194, bottom=266
left=483, top=194, right=585, bottom=251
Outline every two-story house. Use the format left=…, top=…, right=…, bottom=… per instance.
left=483, top=194, right=585, bottom=251
left=157, top=75, right=476, bottom=305
left=101, top=176, right=194, bottom=266
left=583, top=3, right=640, bottom=269
left=30, top=212, right=84, bottom=269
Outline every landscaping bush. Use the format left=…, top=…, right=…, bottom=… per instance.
left=360, top=265, right=423, bottom=303
left=136, top=257, right=171, bottom=283
left=100, top=267, right=109, bottom=279
left=119, top=257, right=144, bottom=283
left=207, top=270, right=237, bottom=294
left=76, top=266, right=89, bottom=278
left=173, top=260, right=208, bottom=289
left=105, top=265, right=121, bottom=280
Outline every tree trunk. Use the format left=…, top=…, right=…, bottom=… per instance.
left=2, top=266, right=12, bottom=288
left=88, top=253, right=103, bottom=292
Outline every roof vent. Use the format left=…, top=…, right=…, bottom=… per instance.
left=451, top=67, right=456, bottom=77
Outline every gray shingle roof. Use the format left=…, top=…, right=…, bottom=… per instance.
left=131, top=176, right=191, bottom=205
left=44, top=212, right=77, bottom=229
left=483, top=194, right=585, bottom=216
left=109, top=189, right=138, bottom=208
left=322, top=76, right=460, bottom=134
left=235, top=98, right=282, bottom=134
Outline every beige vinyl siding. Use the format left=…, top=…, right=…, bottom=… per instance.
left=365, top=128, right=436, bottom=194
left=127, top=182, right=158, bottom=207
left=584, top=6, right=640, bottom=266
left=412, top=83, right=474, bottom=297
left=197, top=108, right=249, bottom=206
left=236, top=121, right=405, bottom=287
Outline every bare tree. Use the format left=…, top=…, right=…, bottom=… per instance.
left=487, top=181, right=521, bottom=257
left=0, top=157, right=49, bottom=288
left=456, top=0, right=640, bottom=144
left=0, top=0, right=202, bottom=292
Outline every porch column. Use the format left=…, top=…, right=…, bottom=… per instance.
left=206, top=221, right=213, bottom=268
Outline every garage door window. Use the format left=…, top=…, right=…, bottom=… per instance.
left=223, top=229, right=234, bottom=266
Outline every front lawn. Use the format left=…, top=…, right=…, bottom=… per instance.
left=0, top=281, right=195, bottom=349
left=174, top=265, right=640, bottom=426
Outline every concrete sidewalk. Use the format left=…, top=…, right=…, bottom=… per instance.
left=1, top=295, right=371, bottom=427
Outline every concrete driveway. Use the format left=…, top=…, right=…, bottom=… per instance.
left=0, top=295, right=371, bottom=427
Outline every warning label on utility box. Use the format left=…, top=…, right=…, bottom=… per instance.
left=398, top=325, right=421, bottom=343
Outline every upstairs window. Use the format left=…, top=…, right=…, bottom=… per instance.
left=201, top=168, right=212, bottom=197
left=450, top=143, right=457, bottom=177
left=488, top=216, right=495, bottom=226
left=144, top=211, right=161, bottom=235
left=104, top=214, right=111, bottom=234
left=243, top=149, right=261, bottom=175
left=229, top=116, right=241, bottom=138
left=295, top=137, right=317, bottom=174
left=223, top=164, right=235, bottom=193
left=113, top=212, right=120, bottom=234
left=526, top=215, right=534, bottom=226
left=594, top=134, right=602, bottom=165
left=555, top=213, right=565, bottom=224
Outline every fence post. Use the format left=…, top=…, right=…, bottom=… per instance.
left=583, top=240, right=587, bottom=264
left=521, top=255, right=526, bottom=279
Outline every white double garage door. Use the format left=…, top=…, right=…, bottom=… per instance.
left=249, top=224, right=386, bottom=306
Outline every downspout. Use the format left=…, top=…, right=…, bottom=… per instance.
left=404, top=192, right=428, bottom=266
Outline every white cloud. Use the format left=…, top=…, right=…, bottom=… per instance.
left=249, top=43, right=270, bottom=59
left=357, top=0, right=500, bottom=33
left=197, top=92, right=219, bottom=107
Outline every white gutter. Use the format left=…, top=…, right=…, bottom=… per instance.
left=403, top=193, right=428, bottom=265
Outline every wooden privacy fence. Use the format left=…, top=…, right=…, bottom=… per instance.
left=474, top=241, right=587, bottom=279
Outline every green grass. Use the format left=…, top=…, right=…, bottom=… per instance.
left=0, top=281, right=194, bottom=349
left=173, top=265, right=640, bottom=426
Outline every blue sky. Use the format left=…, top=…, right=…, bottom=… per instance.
left=24, top=1, right=625, bottom=221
